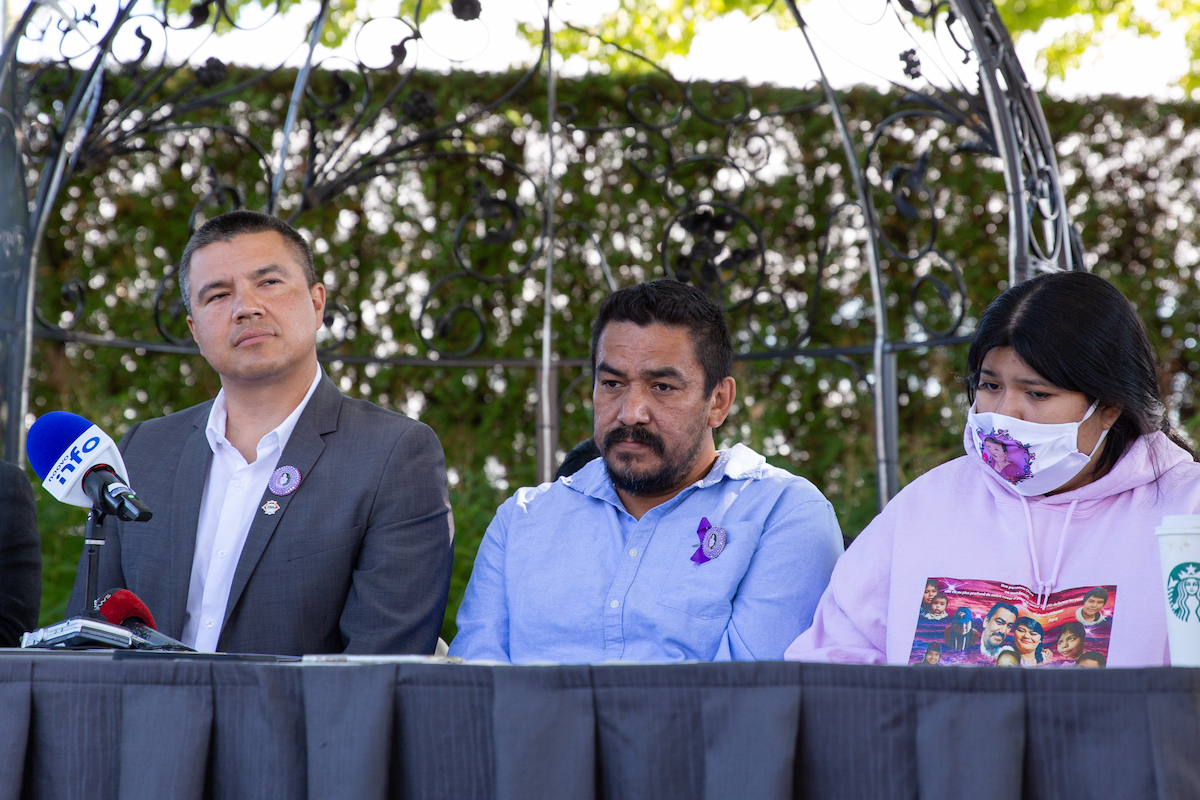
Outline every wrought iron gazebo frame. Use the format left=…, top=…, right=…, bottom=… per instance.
left=0, top=0, right=1081, bottom=510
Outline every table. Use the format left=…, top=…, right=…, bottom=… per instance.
left=0, top=651, right=1197, bottom=800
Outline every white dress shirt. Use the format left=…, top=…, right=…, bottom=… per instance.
left=181, top=367, right=323, bottom=651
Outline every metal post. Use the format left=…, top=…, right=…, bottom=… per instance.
left=786, top=0, right=899, bottom=509
left=534, top=363, right=560, bottom=484
left=0, top=75, right=28, bottom=464
left=269, top=0, right=329, bottom=214
left=0, top=2, right=39, bottom=464
left=80, top=509, right=107, bottom=619
left=880, top=350, right=899, bottom=499
left=537, top=14, right=558, bottom=483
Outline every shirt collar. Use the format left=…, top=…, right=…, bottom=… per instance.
left=205, top=366, right=323, bottom=457
left=561, top=443, right=766, bottom=506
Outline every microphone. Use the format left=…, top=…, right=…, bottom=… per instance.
left=96, top=589, right=194, bottom=651
left=83, top=466, right=153, bottom=522
left=27, top=411, right=152, bottom=521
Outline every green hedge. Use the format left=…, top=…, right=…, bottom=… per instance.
left=22, top=66, right=1200, bottom=642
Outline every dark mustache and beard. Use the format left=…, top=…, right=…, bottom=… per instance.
left=601, top=424, right=704, bottom=496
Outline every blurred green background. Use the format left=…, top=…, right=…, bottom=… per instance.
left=21, top=66, right=1200, bottom=643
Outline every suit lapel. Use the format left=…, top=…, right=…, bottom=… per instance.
left=169, top=414, right=214, bottom=638
left=221, top=376, right=341, bottom=630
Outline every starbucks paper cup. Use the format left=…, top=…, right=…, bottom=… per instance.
left=1155, top=515, right=1200, bottom=667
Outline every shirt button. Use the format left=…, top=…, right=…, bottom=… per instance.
left=218, top=549, right=227, bottom=558
left=205, top=619, right=215, bottom=628
left=610, top=600, right=620, bottom=608
left=232, top=482, right=243, bottom=491
left=629, top=548, right=638, bottom=557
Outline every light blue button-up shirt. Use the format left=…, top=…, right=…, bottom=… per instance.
left=449, top=444, right=843, bottom=663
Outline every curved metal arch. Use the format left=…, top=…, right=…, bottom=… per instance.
left=783, top=0, right=897, bottom=507
left=947, top=0, right=1079, bottom=279
left=779, top=0, right=1080, bottom=506
left=0, top=0, right=1080, bottom=513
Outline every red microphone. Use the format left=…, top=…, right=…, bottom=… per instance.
left=97, top=589, right=157, bottom=629
left=97, top=589, right=193, bottom=651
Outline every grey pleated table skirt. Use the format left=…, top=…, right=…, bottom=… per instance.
left=0, top=652, right=1196, bottom=800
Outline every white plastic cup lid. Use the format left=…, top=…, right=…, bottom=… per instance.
left=1155, top=515, right=1200, bottom=536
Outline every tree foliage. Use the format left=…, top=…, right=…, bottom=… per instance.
left=990, top=0, right=1199, bottom=88
left=526, top=0, right=780, bottom=68
left=161, top=0, right=1200, bottom=88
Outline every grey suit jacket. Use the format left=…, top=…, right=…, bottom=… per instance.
left=68, top=375, right=453, bottom=656
left=0, top=460, right=40, bottom=648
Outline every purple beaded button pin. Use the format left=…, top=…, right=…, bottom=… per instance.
left=691, top=517, right=726, bottom=564
left=268, top=465, right=302, bottom=496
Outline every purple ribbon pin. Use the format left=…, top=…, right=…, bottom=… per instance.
left=268, top=465, right=302, bottom=496
left=691, top=517, right=727, bottom=564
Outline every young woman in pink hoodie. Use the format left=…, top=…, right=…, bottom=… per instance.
left=787, top=271, right=1200, bottom=667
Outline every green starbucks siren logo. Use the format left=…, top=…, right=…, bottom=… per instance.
left=1167, top=562, right=1200, bottom=622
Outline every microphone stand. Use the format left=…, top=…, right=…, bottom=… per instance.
left=21, top=482, right=160, bottom=650
left=80, top=508, right=107, bottom=620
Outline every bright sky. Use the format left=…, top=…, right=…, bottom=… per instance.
left=13, top=0, right=1194, bottom=100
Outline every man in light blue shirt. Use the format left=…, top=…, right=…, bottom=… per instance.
left=450, top=280, right=842, bottom=662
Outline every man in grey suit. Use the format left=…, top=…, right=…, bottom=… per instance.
left=69, top=211, right=453, bottom=655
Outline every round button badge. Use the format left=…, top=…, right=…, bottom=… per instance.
left=268, top=465, right=302, bottom=496
left=701, top=525, right=727, bottom=560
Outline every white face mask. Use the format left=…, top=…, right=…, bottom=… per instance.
left=963, top=402, right=1108, bottom=497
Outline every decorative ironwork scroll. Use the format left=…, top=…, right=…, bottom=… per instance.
left=0, top=0, right=1080, bottom=509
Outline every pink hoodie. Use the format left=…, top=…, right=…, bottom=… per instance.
left=786, top=433, right=1200, bottom=667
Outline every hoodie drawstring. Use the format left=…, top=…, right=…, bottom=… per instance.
left=1020, top=496, right=1078, bottom=609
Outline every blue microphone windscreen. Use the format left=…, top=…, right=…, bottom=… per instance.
left=28, top=411, right=95, bottom=480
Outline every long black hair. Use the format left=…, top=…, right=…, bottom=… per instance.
left=966, top=271, right=1196, bottom=479
left=1013, top=616, right=1047, bottom=664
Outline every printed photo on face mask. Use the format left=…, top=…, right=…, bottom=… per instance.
left=908, top=578, right=1115, bottom=667
left=975, top=429, right=1034, bottom=485
left=965, top=401, right=1108, bottom=498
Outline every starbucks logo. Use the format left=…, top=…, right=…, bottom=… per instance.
left=1167, top=562, right=1200, bottom=622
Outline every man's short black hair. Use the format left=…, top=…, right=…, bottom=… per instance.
left=555, top=438, right=600, bottom=480
left=177, top=210, right=316, bottom=312
left=590, top=279, right=733, bottom=395
left=1083, top=587, right=1109, bottom=604
left=985, top=602, right=1019, bottom=622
